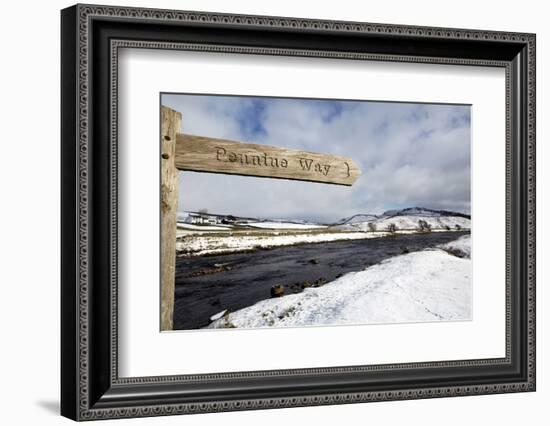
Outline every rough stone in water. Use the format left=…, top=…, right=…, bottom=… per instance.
left=271, top=284, right=285, bottom=297
left=301, top=280, right=312, bottom=289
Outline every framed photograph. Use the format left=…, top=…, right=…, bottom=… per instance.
left=61, top=4, right=536, bottom=421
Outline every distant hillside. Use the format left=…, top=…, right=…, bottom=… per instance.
left=382, top=207, right=470, bottom=220
left=178, top=207, right=471, bottom=232
left=334, top=207, right=470, bottom=232
left=178, top=210, right=327, bottom=230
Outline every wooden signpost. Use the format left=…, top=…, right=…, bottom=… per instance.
left=160, top=106, right=362, bottom=330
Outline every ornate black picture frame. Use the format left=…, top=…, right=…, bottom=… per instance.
left=61, top=4, right=536, bottom=421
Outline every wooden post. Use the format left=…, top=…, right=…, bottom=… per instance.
left=160, top=106, right=181, bottom=331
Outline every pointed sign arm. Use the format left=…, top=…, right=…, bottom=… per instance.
left=174, top=134, right=362, bottom=186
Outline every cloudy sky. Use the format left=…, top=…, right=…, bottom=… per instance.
left=162, top=93, right=471, bottom=223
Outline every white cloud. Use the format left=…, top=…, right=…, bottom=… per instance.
left=162, top=94, right=470, bottom=222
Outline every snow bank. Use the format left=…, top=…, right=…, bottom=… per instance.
left=438, top=235, right=471, bottom=259
left=177, top=226, right=470, bottom=257
left=208, top=245, right=472, bottom=329
left=177, top=230, right=386, bottom=256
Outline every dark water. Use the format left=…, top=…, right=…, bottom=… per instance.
left=174, top=231, right=469, bottom=330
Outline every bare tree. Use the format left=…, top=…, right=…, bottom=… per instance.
left=387, top=223, right=397, bottom=234
left=418, top=219, right=432, bottom=232
left=367, top=222, right=377, bottom=232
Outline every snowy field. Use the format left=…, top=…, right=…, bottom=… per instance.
left=176, top=227, right=466, bottom=257
left=208, top=235, right=472, bottom=329
left=177, top=223, right=233, bottom=232
left=177, top=222, right=325, bottom=232
left=176, top=229, right=386, bottom=256
left=246, top=222, right=327, bottom=230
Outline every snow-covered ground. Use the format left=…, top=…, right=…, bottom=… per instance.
left=438, top=235, right=471, bottom=259
left=177, top=223, right=233, bottom=232
left=208, top=235, right=472, bottom=329
left=176, top=230, right=388, bottom=257
left=246, top=222, right=327, bottom=230
left=176, top=227, right=466, bottom=256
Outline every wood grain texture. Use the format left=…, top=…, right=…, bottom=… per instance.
left=160, top=106, right=181, bottom=331
left=175, top=134, right=361, bottom=186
